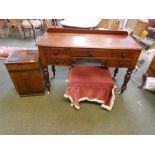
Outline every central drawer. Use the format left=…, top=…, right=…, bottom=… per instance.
left=90, top=49, right=111, bottom=57
left=70, top=48, right=90, bottom=57
left=70, top=48, right=111, bottom=57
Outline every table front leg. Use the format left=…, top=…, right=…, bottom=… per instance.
left=113, top=67, right=119, bottom=79
left=51, top=65, right=56, bottom=78
left=43, top=65, right=51, bottom=92
left=120, top=68, right=133, bottom=94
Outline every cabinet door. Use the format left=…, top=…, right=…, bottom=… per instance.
left=9, top=71, right=44, bottom=95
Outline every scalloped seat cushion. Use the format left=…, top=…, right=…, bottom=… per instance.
left=64, top=66, right=116, bottom=111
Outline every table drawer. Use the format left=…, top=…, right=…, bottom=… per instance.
left=111, top=51, right=135, bottom=59
left=45, top=47, right=68, bottom=55
left=6, top=63, right=39, bottom=71
left=46, top=56, right=70, bottom=65
left=70, top=48, right=111, bottom=57
left=90, top=49, right=111, bottom=57
left=70, top=48, right=90, bottom=57
left=107, top=59, right=131, bottom=67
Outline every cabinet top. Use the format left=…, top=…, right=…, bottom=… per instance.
left=4, top=50, right=39, bottom=64
left=36, top=28, right=142, bottom=50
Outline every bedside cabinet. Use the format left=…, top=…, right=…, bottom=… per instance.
left=139, top=55, right=155, bottom=89
left=4, top=50, right=45, bottom=96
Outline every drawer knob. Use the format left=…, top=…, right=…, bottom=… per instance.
left=121, top=53, right=126, bottom=58
left=71, top=58, right=76, bottom=64
left=55, top=59, right=59, bottom=64
left=16, top=64, right=22, bottom=66
left=119, top=63, right=123, bottom=67
left=89, top=51, right=93, bottom=56
left=54, top=50, right=58, bottom=55
left=23, top=77, right=29, bottom=80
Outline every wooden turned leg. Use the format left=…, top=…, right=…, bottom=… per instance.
left=120, top=68, right=133, bottom=94
left=113, top=67, right=119, bottom=79
left=138, top=73, right=148, bottom=89
left=23, top=28, right=26, bottom=39
left=0, top=31, right=5, bottom=38
left=43, top=66, right=51, bottom=92
left=19, top=26, right=26, bottom=39
left=29, top=29, right=31, bottom=36
left=70, top=62, right=77, bottom=70
left=6, top=26, right=10, bottom=38
left=32, top=27, right=36, bottom=41
left=51, top=65, right=56, bottom=78
left=69, top=59, right=76, bottom=70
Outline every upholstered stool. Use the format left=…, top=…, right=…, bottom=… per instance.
left=64, top=66, right=116, bottom=111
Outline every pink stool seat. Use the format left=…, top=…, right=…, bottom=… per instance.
left=64, top=66, right=116, bottom=111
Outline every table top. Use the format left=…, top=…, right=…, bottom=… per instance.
left=4, top=50, right=38, bottom=64
left=36, top=28, right=142, bottom=50
left=60, top=19, right=101, bottom=29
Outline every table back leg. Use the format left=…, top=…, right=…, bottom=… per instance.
left=120, top=68, right=133, bottom=94
left=43, top=65, right=51, bottom=92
